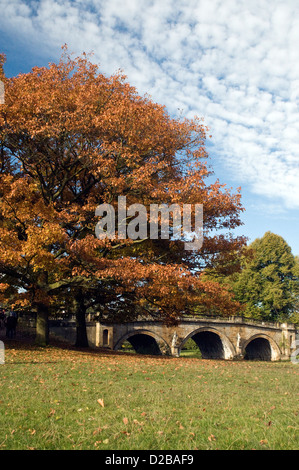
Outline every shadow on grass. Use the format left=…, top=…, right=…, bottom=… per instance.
left=0, top=333, right=178, bottom=363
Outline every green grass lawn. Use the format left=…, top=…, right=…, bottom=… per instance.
left=180, top=350, right=202, bottom=359
left=0, top=338, right=298, bottom=450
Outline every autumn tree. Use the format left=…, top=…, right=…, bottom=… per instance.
left=231, top=232, right=299, bottom=322
left=0, top=48, right=246, bottom=346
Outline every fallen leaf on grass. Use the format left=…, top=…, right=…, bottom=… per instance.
left=133, top=419, right=144, bottom=426
left=97, top=398, right=105, bottom=408
left=93, top=427, right=102, bottom=436
left=123, top=417, right=128, bottom=425
left=260, top=439, right=268, bottom=445
left=48, top=408, right=55, bottom=418
left=176, top=421, right=184, bottom=430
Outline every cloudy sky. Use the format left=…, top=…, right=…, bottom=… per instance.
left=1, top=0, right=299, bottom=254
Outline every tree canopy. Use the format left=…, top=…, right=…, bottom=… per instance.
left=231, top=231, right=299, bottom=322
left=0, top=48, right=246, bottom=345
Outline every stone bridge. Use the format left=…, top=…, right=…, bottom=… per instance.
left=94, top=316, right=297, bottom=361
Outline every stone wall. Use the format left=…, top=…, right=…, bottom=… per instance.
left=49, top=321, right=98, bottom=347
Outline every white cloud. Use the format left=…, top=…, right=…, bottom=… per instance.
left=1, top=0, right=299, bottom=208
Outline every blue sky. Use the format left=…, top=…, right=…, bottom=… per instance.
left=1, top=0, right=299, bottom=255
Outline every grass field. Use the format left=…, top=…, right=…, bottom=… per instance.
left=0, top=338, right=298, bottom=450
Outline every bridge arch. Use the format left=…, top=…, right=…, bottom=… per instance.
left=243, top=334, right=281, bottom=361
left=114, top=329, right=171, bottom=356
left=179, top=327, right=235, bottom=360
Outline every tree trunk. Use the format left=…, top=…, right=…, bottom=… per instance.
left=35, top=303, right=49, bottom=346
left=74, top=291, right=89, bottom=348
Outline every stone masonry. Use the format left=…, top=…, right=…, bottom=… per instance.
left=94, top=316, right=297, bottom=361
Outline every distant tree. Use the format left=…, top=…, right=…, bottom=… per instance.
left=289, top=256, right=299, bottom=325
left=231, top=232, right=299, bottom=322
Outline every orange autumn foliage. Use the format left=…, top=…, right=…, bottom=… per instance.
left=0, top=48, right=246, bottom=343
